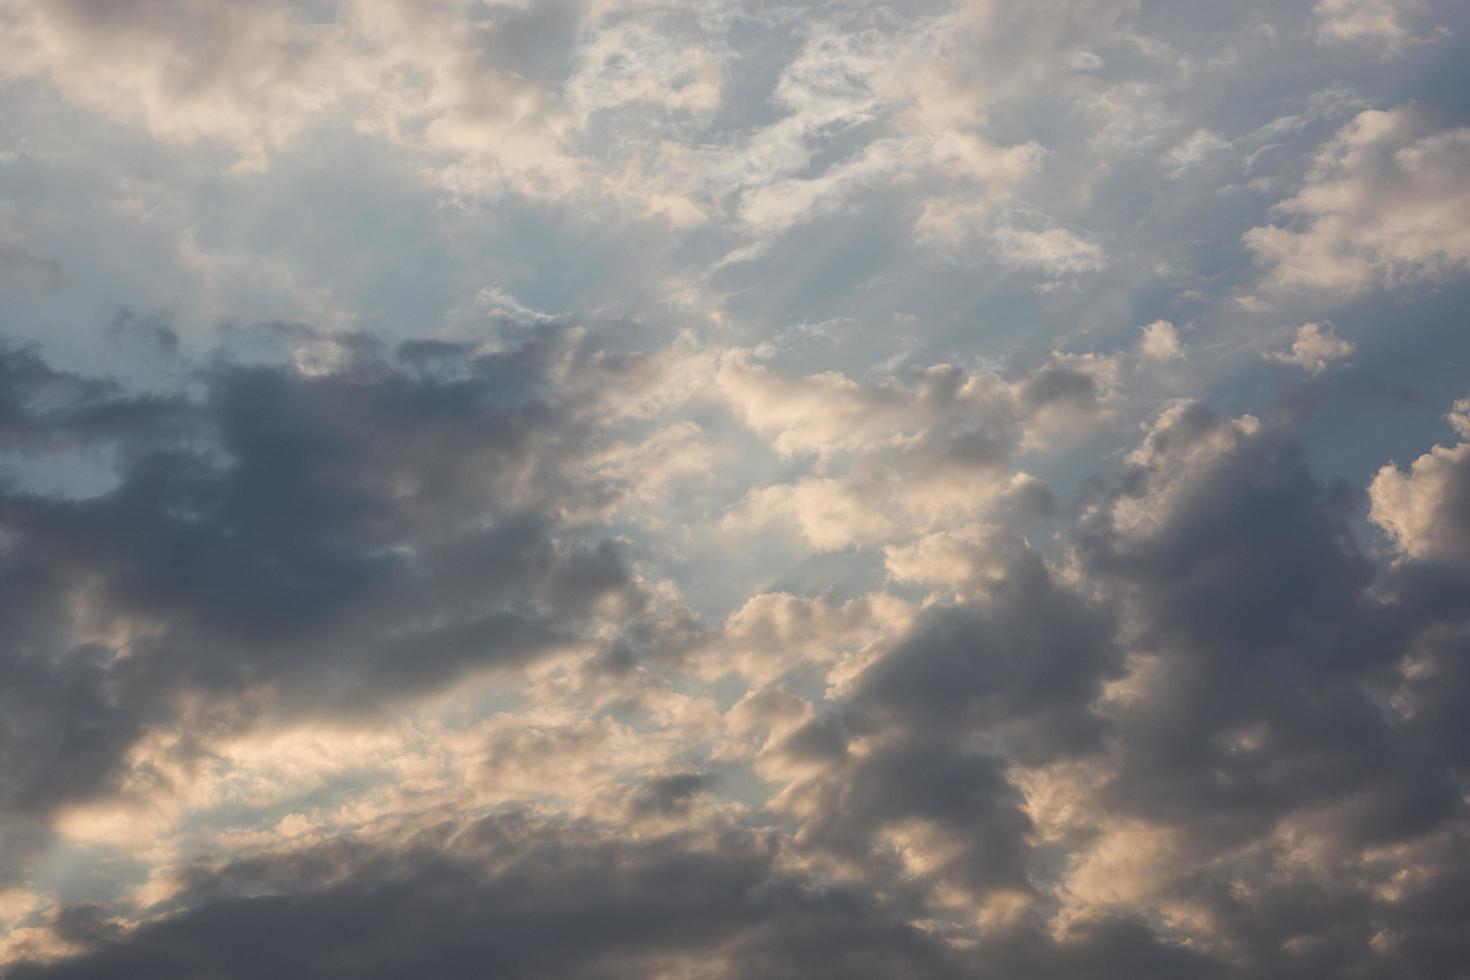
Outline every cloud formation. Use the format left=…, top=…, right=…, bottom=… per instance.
left=2, top=0, right=1469, bottom=977
left=1246, top=106, right=1470, bottom=293
left=1267, top=322, right=1356, bottom=374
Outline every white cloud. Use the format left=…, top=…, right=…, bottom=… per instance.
left=1245, top=106, right=1470, bottom=293
left=694, top=591, right=913, bottom=686
left=722, top=477, right=898, bottom=552
left=1266, top=322, right=1356, bottom=374
left=716, top=350, right=1111, bottom=550
left=882, top=523, right=1022, bottom=592
left=1139, top=320, right=1184, bottom=362
left=1447, top=397, right=1470, bottom=440
left=1313, top=0, right=1445, bottom=51
left=0, top=0, right=342, bottom=171
left=988, top=223, right=1107, bottom=274
left=1369, top=399, right=1470, bottom=562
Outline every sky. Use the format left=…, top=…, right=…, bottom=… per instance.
left=1, top=0, right=1469, bottom=977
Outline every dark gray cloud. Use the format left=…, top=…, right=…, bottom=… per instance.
left=854, top=534, right=1118, bottom=764
left=1059, top=404, right=1470, bottom=977
left=628, top=771, right=717, bottom=818
left=1082, top=407, right=1444, bottom=833
left=0, top=342, right=187, bottom=450
left=0, top=324, right=662, bottom=859
left=6, top=814, right=963, bottom=980
left=5, top=809, right=1245, bottom=980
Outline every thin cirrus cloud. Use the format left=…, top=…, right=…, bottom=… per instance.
left=1, top=1, right=1469, bottom=978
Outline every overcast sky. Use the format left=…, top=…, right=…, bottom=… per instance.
left=2, top=1, right=1470, bottom=977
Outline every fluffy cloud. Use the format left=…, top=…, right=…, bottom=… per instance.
left=0, top=0, right=698, bottom=197
left=1246, top=106, right=1470, bottom=293
left=1138, top=319, right=1184, bottom=362
left=718, top=351, right=1110, bottom=550
left=1058, top=402, right=1470, bottom=975
left=1266, top=322, right=1356, bottom=374
left=692, top=590, right=912, bottom=686
left=0, top=0, right=342, bottom=169
left=1370, top=405, right=1470, bottom=563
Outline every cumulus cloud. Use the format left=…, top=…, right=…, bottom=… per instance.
left=11, top=320, right=1469, bottom=978
left=5, top=1, right=1470, bottom=977
left=717, top=350, right=1113, bottom=550
left=1370, top=402, right=1470, bottom=562
left=692, top=591, right=912, bottom=686
left=0, top=0, right=345, bottom=171
left=1055, top=402, right=1470, bottom=974
left=10, top=327, right=1470, bottom=979
left=1246, top=106, right=1470, bottom=293
left=1138, top=319, right=1184, bottom=362
left=1266, top=322, right=1356, bottom=374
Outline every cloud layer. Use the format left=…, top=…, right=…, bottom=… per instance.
left=1, top=0, right=1469, bottom=977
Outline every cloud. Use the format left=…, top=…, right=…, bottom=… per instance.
left=3, top=812, right=964, bottom=980
left=0, top=0, right=343, bottom=171
left=1313, top=0, right=1446, bottom=51
left=1057, top=401, right=1470, bottom=974
left=1163, top=129, right=1229, bottom=177
left=1138, top=319, right=1184, bottom=362
left=1369, top=406, right=1470, bottom=562
left=717, top=350, right=1113, bottom=550
left=0, top=0, right=1117, bottom=275
left=1266, top=322, right=1356, bottom=374
left=0, top=323, right=703, bottom=872
left=986, top=224, right=1107, bottom=274
left=854, top=529, right=1119, bottom=767
left=10, top=332, right=1470, bottom=980
left=692, top=591, right=912, bottom=686
left=0, top=0, right=692, bottom=201
left=1245, top=106, right=1470, bottom=293
left=0, top=243, right=63, bottom=294
left=5, top=2, right=1470, bottom=977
